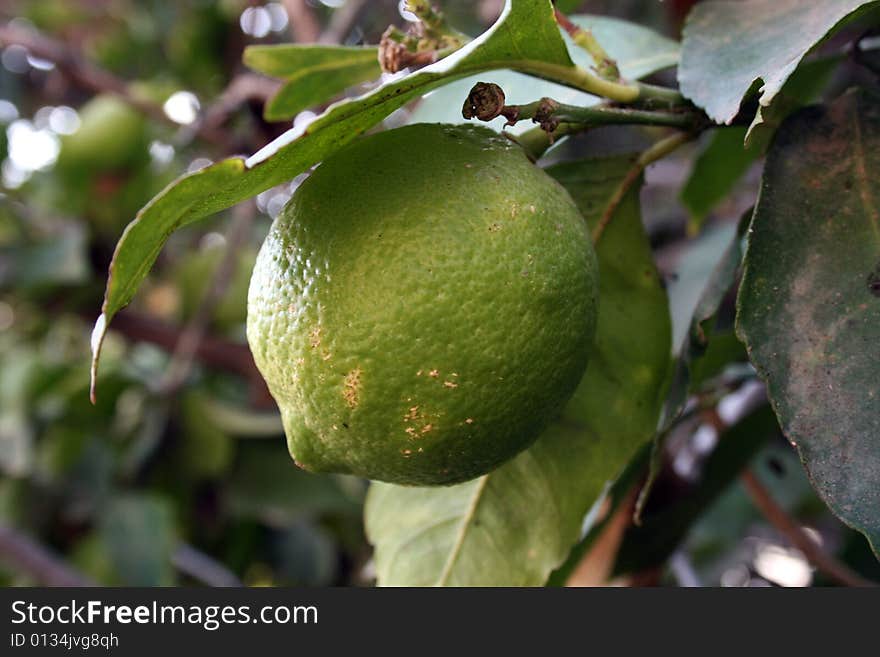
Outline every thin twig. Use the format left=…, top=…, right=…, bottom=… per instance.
left=668, top=551, right=702, bottom=587
left=592, top=131, right=694, bottom=244
left=0, top=22, right=227, bottom=145
left=320, top=0, right=370, bottom=44
left=156, top=201, right=257, bottom=396
left=172, top=543, right=243, bottom=587
left=108, top=312, right=264, bottom=388
left=554, top=8, right=620, bottom=80
left=462, top=82, right=701, bottom=132
left=0, top=524, right=95, bottom=586
left=741, top=471, right=876, bottom=588
left=282, top=0, right=323, bottom=44
left=176, top=73, right=281, bottom=147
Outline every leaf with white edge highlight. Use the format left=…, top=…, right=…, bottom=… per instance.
left=410, top=14, right=679, bottom=133
left=89, top=0, right=581, bottom=399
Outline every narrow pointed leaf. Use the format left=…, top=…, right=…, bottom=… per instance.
left=737, top=91, right=880, bottom=556
left=243, top=45, right=381, bottom=121
left=365, top=155, right=671, bottom=586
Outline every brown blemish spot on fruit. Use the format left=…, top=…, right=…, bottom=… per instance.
left=488, top=223, right=501, bottom=233
left=443, top=381, right=458, bottom=388
left=402, top=449, right=412, bottom=457
left=416, top=370, right=423, bottom=376
left=529, top=205, right=536, bottom=213
left=420, top=424, right=434, bottom=434
left=403, top=405, right=421, bottom=422
left=428, top=369, right=439, bottom=378
left=309, top=326, right=321, bottom=348
left=342, top=367, right=362, bottom=408
left=465, top=418, right=474, bottom=424
left=405, top=427, right=417, bottom=437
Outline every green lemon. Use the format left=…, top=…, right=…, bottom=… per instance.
left=56, top=94, right=149, bottom=175
left=247, top=123, right=598, bottom=486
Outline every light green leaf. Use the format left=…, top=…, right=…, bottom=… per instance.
left=678, top=0, right=878, bottom=125
left=737, top=90, right=880, bottom=556
left=365, top=155, right=671, bottom=586
left=410, top=14, right=679, bottom=132
left=243, top=45, right=381, bottom=121
left=90, top=0, right=578, bottom=396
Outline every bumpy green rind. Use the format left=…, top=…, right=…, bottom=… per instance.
left=247, top=123, right=598, bottom=486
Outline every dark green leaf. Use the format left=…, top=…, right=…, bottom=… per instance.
left=679, top=0, right=878, bottom=126
left=90, top=0, right=578, bottom=393
left=737, top=90, right=880, bottom=556
left=680, top=128, right=759, bottom=229
left=243, top=45, right=381, bottom=121
left=364, top=155, right=671, bottom=586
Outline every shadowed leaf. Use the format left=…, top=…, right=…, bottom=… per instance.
left=737, top=90, right=880, bottom=556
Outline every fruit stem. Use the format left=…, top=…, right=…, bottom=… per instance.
left=463, top=82, right=704, bottom=136
left=507, top=59, right=685, bottom=106
left=506, top=123, right=582, bottom=161
left=591, top=131, right=695, bottom=244
left=554, top=8, right=620, bottom=81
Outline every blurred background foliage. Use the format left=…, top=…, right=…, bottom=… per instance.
left=0, top=0, right=877, bottom=587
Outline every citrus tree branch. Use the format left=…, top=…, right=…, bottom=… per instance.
left=554, top=7, right=620, bottom=80
left=0, top=21, right=233, bottom=145
left=319, top=0, right=370, bottom=44
left=175, top=73, right=281, bottom=147
left=0, top=524, right=95, bottom=586
left=592, top=131, right=694, bottom=244
left=740, top=471, right=877, bottom=588
left=156, top=202, right=257, bottom=396
left=105, top=311, right=273, bottom=408
left=463, top=82, right=702, bottom=133
left=172, top=543, right=243, bottom=587
left=282, top=0, right=323, bottom=44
